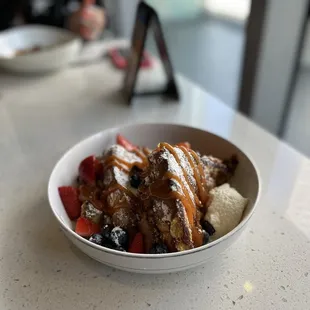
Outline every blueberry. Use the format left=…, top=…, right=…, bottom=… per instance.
left=101, top=242, right=126, bottom=251
left=101, top=224, right=112, bottom=239
left=100, top=225, right=129, bottom=251
left=130, top=166, right=142, bottom=187
left=131, top=165, right=143, bottom=175
left=110, top=227, right=128, bottom=249
left=202, top=220, right=216, bottom=236
left=101, top=238, right=126, bottom=251
left=101, top=238, right=116, bottom=249
left=130, top=174, right=141, bottom=188
left=89, top=234, right=103, bottom=245
left=149, top=244, right=168, bottom=254
left=202, top=230, right=210, bottom=245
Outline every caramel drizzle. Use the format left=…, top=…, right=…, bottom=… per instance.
left=142, top=147, right=151, bottom=156
left=103, top=151, right=148, bottom=173
left=168, top=172, right=202, bottom=247
left=189, top=150, right=209, bottom=202
left=180, top=146, right=208, bottom=205
left=101, top=184, right=136, bottom=216
left=104, top=161, right=130, bottom=174
left=100, top=143, right=207, bottom=247
left=154, top=143, right=207, bottom=246
left=160, top=143, right=201, bottom=207
left=165, top=172, right=195, bottom=225
left=149, top=170, right=204, bottom=245
left=146, top=172, right=196, bottom=228
left=133, top=148, right=148, bottom=166
left=100, top=148, right=149, bottom=214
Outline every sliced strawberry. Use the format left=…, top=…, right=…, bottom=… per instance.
left=176, top=142, right=191, bottom=149
left=75, top=217, right=100, bottom=238
left=58, top=186, right=82, bottom=220
left=116, top=134, right=138, bottom=152
left=128, top=232, right=144, bottom=254
left=79, top=155, right=100, bottom=185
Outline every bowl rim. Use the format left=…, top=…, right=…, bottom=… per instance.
left=0, top=24, right=81, bottom=60
left=48, top=122, right=262, bottom=259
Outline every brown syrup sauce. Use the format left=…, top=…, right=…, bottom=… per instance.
left=101, top=143, right=207, bottom=247
left=100, top=149, right=149, bottom=215
left=151, top=143, right=208, bottom=247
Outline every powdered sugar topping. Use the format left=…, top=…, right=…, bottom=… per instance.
left=103, top=144, right=142, bottom=187
left=153, top=199, right=172, bottom=222
left=81, top=201, right=102, bottom=221
left=113, top=166, right=129, bottom=188
left=104, top=144, right=142, bottom=164
left=174, top=147, right=197, bottom=190
left=160, top=147, right=195, bottom=204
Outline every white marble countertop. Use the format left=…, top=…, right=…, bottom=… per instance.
left=0, top=53, right=310, bottom=310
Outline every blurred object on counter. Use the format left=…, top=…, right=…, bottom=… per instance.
left=0, top=0, right=106, bottom=41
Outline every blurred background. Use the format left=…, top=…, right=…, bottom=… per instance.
left=106, top=0, right=310, bottom=156
left=1, top=0, right=309, bottom=156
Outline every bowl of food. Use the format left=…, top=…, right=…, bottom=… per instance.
left=48, top=123, right=260, bottom=274
left=0, top=25, right=82, bottom=73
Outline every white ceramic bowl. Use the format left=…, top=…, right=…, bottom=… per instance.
left=48, top=124, right=260, bottom=274
left=0, top=25, right=82, bottom=73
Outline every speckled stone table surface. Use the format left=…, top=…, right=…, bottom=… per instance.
left=0, top=57, right=310, bottom=310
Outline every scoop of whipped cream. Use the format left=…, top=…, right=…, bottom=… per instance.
left=204, top=183, right=248, bottom=239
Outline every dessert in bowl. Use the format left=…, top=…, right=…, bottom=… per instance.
left=48, top=123, right=260, bottom=273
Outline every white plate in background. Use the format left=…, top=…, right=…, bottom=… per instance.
left=0, top=25, right=82, bottom=73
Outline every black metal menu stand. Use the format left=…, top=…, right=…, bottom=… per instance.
left=122, top=1, right=180, bottom=104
